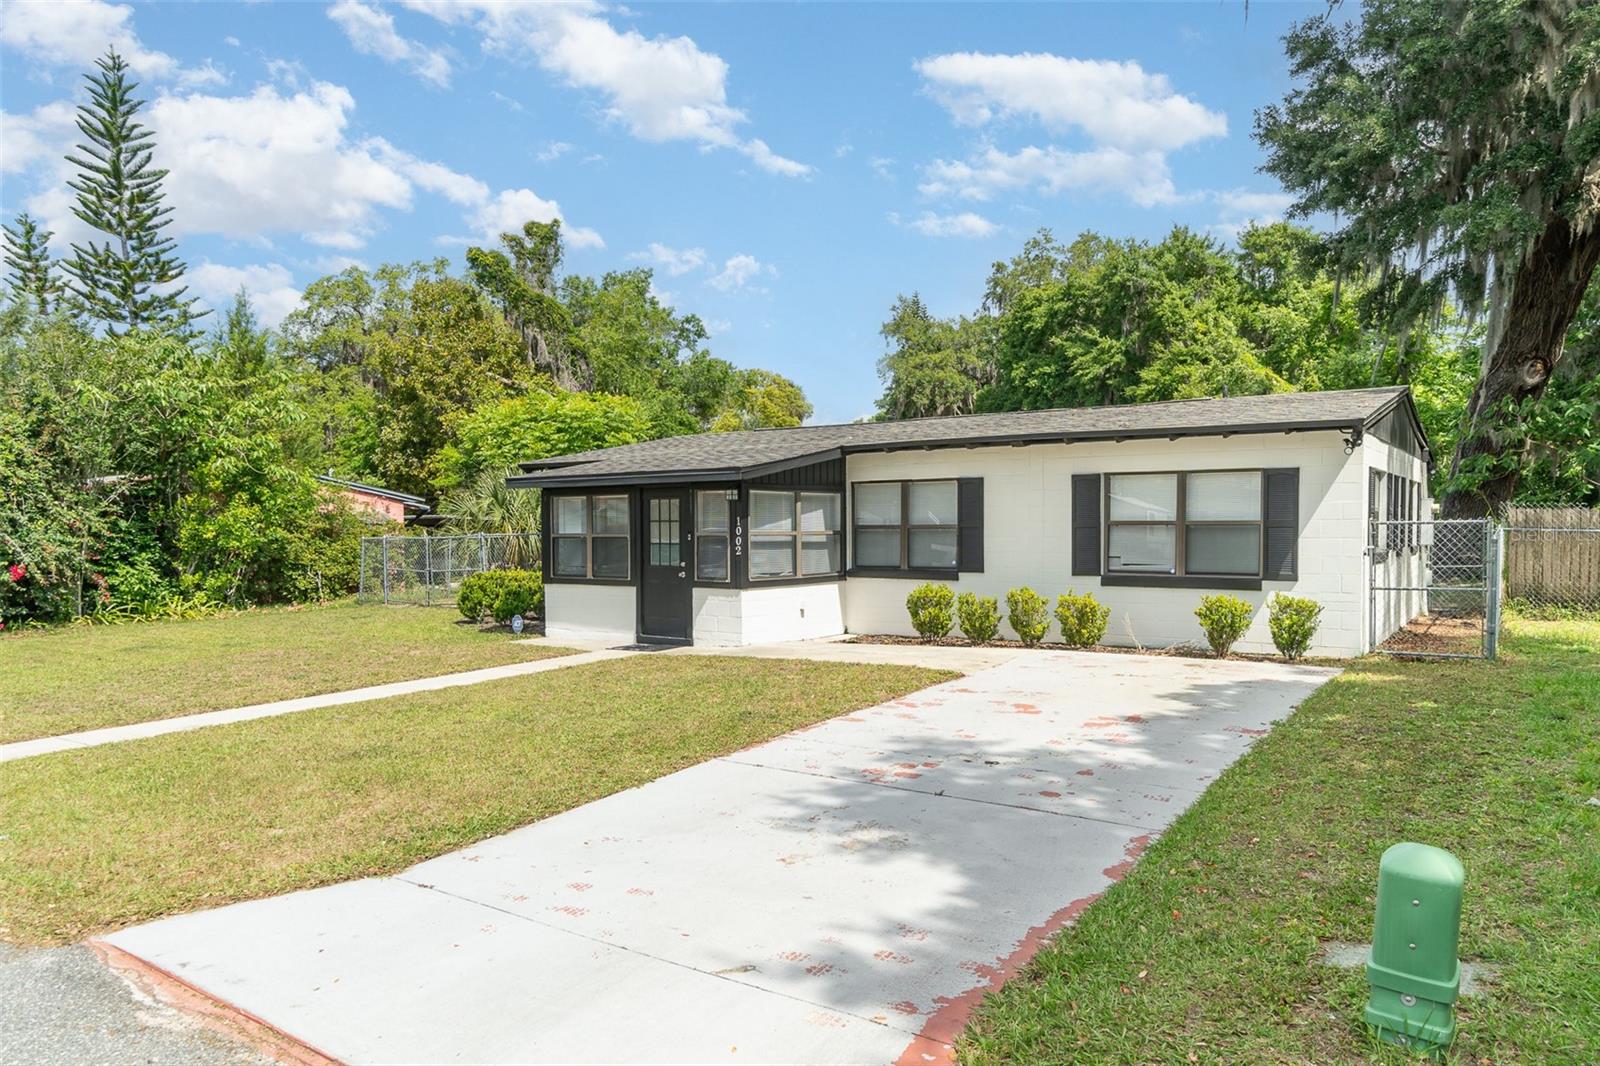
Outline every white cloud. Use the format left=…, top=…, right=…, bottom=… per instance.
left=5, top=77, right=600, bottom=253
left=915, top=52, right=1226, bottom=153
left=461, top=189, right=604, bottom=249
left=1209, top=188, right=1296, bottom=239
left=913, top=51, right=1225, bottom=212
left=869, top=156, right=895, bottom=181
left=402, top=1, right=810, bottom=176
left=328, top=0, right=452, bottom=88
left=187, top=261, right=303, bottom=326
left=536, top=140, right=572, bottom=162
left=704, top=318, right=731, bottom=335
left=708, top=253, right=771, bottom=292
left=0, top=0, right=219, bottom=84
left=737, top=138, right=811, bottom=178
left=630, top=242, right=707, bottom=276
left=920, top=144, right=1181, bottom=208
left=146, top=82, right=413, bottom=244
left=894, top=210, right=999, bottom=239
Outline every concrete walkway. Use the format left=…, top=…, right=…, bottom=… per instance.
left=103, top=650, right=1336, bottom=1065
left=0, top=648, right=630, bottom=764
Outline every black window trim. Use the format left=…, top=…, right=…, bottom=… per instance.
left=692, top=486, right=737, bottom=585
left=545, top=490, right=635, bottom=585
left=1103, top=468, right=1268, bottom=587
left=849, top=477, right=961, bottom=577
left=745, top=487, right=843, bottom=583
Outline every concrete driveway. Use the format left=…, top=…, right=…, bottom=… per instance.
left=104, top=650, right=1335, bottom=1065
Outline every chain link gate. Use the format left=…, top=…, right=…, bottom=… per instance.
left=1369, top=517, right=1501, bottom=659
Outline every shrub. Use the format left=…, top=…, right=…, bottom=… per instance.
left=1194, top=594, right=1254, bottom=658
left=1268, top=594, right=1323, bottom=660
left=1055, top=590, right=1110, bottom=647
left=1006, top=586, right=1051, bottom=646
left=956, top=592, right=1001, bottom=644
left=457, top=570, right=500, bottom=621
left=490, top=570, right=544, bottom=625
left=906, top=582, right=956, bottom=640
left=458, top=569, right=543, bottom=624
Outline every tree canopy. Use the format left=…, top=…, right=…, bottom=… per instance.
left=1255, top=0, right=1600, bottom=514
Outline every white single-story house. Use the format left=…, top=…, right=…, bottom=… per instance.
left=509, top=386, right=1432, bottom=658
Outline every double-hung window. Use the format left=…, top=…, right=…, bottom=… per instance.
left=852, top=480, right=959, bottom=571
left=550, top=494, right=630, bottom=579
left=748, top=490, right=842, bottom=579
left=1106, top=471, right=1262, bottom=577
left=695, top=490, right=733, bottom=581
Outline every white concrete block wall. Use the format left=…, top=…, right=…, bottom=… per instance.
left=545, top=583, right=636, bottom=645
left=1363, top=433, right=1433, bottom=650
left=691, top=587, right=744, bottom=648
left=692, top=584, right=844, bottom=646
left=842, top=431, right=1369, bottom=657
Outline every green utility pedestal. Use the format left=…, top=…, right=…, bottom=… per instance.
left=1365, top=842, right=1465, bottom=1054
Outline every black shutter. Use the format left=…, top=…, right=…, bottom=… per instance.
left=957, top=477, right=984, bottom=572
left=1071, top=474, right=1101, bottom=576
left=1263, top=468, right=1299, bottom=581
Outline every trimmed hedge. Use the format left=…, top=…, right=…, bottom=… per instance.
left=906, top=582, right=956, bottom=640
left=1055, top=590, right=1110, bottom=647
left=458, top=569, right=543, bottom=625
left=957, top=592, right=1001, bottom=644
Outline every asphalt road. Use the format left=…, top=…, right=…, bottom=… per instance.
left=0, top=942, right=271, bottom=1066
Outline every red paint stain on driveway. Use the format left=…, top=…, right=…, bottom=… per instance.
left=893, top=833, right=1154, bottom=1065
left=1037, top=790, right=1061, bottom=798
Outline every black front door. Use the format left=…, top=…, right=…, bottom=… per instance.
left=639, top=489, right=692, bottom=643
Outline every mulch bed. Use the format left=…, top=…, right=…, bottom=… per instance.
left=1378, top=614, right=1486, bottom=656
left=844, top=633, right=1315, bottom=665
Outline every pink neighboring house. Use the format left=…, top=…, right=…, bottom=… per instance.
left=315, top=475, right=431, bottom=525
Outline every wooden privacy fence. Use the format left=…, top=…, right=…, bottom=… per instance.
left=1502, top=507, right=1600, bottom=611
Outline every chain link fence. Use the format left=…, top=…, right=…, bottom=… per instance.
left=358, top=533, right=540, bottom=606
left=1501, top=507, right=1600, bottom=617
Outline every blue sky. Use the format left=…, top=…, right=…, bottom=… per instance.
left=2, top=1, right=1322, bottom=424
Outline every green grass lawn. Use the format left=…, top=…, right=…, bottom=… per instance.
left=0, top=603, right=575, bottom=743
left=960, top=618, right=1600, bottom=1065
left=0, top=655, right=952, bottom=946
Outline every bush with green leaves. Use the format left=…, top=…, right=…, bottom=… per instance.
left=1055, top=589, right=1110, bottom=647
left=1267, top=593, right=1323, bottom=660
left=1194, top=594, right=1254, bottom=658
left=1006, top=586, right=1051, bottom=646
left=956, top=592, right=1001, bottom=644
left=905, top=582, right=955, bottom=640
left=490, top=570, right=543, bottom=625
left=458, top=568, right=544, bottom=624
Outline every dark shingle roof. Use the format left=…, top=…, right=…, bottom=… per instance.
left=511, top=386, right=1419, bottom=488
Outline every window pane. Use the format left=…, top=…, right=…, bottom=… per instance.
left=697, top=491, right=730, bottom=532
left=1108, top=474, right=1177, bottom=522
left=750, top=490, right=795, bottom=532
left=854, top=483, right=901, bottom=526
left=1186, top=471, right=1261, bottom=521
left=1186, top=525, right=1260, bottom=575
left=1108, top=524, right=1175, bottom=572
left=648, top=497, right=681, bottom=566
left=799, top=492, right=840, bottom=532
left=909, top=528, right=958, bottom=569
left=553, top=497, right=586, bottom=534
left=591, top=536, right=629, bottom=578
left=553, top=536, right=587, bottom=576
left=749, top=535, right=796, bottom=578
left=800, top=534, right=840, bottom=575
left=591, top=495, right=629, bottom=535
left=908, top=481, right=957, bottom=526
left=695, top=533, right=730, bottom=581
left=853, top=528, right=901, bottom=568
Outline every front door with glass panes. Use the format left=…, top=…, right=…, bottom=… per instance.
left=639, top=488, right=692, bottom=643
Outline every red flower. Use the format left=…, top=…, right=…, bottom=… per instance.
left=6, top=564, right=23, bottom=582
